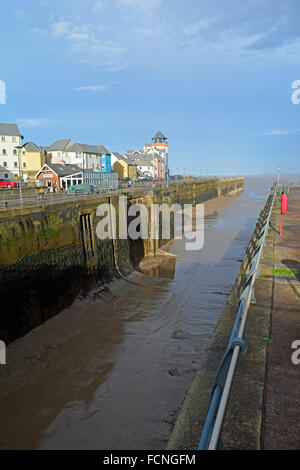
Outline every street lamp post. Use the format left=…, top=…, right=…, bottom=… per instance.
left=14, top=146, right=23, bottom=206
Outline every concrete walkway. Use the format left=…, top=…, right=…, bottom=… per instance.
left=167, top=186, right=300, bottom=450
left=262, top=188, right=300, bottom=450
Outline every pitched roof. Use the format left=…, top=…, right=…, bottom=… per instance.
left=129, top=153, right=154, bottom=162
left=47, top=139, right=73, bottom=151
left=68, top=143, right=100, bottom=154
left=43, top=163, right=82, bottom=177
left=132, top=155, right=154, bottom=166
left=98, top=144, right=111, bottom=155
left=152, top=130, right=167, bottom=139
left=0, top=165, right=13, bottom=174
left=111, top=152, right=122, bottom=159
left=22, top=141, right=40, bottom=152
left=0, top=123, right=21, bottom=136
left=118, top=154, right=138, bottom=165
left=127, top=149, right=142, bottom=155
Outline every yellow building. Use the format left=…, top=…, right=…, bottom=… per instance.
left=128, top=162, right=138, bottom=181
left=113, top=159, right=128, bottom=179
left=20, top=142, right=46, bottom=183
left=113, top=157, right=138, bottom=181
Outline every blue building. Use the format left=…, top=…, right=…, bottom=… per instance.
left=99, top=145, right=111, bottom=173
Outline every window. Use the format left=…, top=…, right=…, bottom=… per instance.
left=3, top=162, right=7, bottom=167
left=14, top=162, right=18, bottom=167
left=12, top=137, right=17, bottom=142
left=4, top=174, right=8, bottom=178
left=22, top=150, right=25, bottom=155
left=2, top=149, right=6, bottom=155
left=1, top=136, right=5, bottom=141
left=13, top=149, right=17, bottom=155
left=23, top=162, right=27, bottom=168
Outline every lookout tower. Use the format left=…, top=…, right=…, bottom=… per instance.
left=151, top=131, right=168, bottom=181
left=152, top=130, right=168, bottom=149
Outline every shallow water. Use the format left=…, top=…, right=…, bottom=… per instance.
left=0, top=175, right=297, bottom=450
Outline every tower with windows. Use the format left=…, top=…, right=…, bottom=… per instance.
left=151, top=131, right=168, bottom=181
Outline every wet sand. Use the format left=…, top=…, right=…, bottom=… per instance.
left=0, top=176, right=287, bottom=450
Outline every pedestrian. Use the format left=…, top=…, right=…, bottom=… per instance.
left=38, top=187, right=45, bottom=200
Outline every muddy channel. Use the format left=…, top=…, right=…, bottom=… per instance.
left=0, top=175, right=282, bottom=450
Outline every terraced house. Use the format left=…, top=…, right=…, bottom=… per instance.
left=20, top=141, right=46, bottom=183
left=0, top=123, right=22, bottom=177
left=47, top=139, right=112, bottom=172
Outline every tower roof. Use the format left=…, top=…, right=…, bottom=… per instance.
left=152, top=130, right=167, bottom=140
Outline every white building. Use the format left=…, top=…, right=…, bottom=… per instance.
left=124, top=153, right=155, bottom=178
left=146, top=131, right=168, bottom=180
left=46, top=139, right=74, bottom=164
left=127, top=131, right=169, bottom=180
left=0, top=123, right=22, bottom=176
left=110, top=151, right=123, bottom=167
left=47, top=140, right=111, bottom=171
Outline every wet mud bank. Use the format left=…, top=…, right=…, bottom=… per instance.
left=0, top=179, right=243, bottom=344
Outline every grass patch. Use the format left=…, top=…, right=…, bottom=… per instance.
left=272, top=267, right=296, bottom=277
left=262, top=337, right=272, bottom=344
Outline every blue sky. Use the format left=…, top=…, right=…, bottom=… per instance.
left=1, top=0, right=300, bottom=175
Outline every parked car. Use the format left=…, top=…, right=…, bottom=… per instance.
left=0, top=179, right=18, bottom=189
left=119, top=177, right=132, bottom=186
left=138, top=175, right=151, bottom=181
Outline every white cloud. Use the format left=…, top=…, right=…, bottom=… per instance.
left=75, top=84, right=113, bottom=92
left=29, top=27, right=48, bottom=36
left=93, top=1, right=105, bottom=12
left=115, top=0, right=162, bottom=13
left=13, top=9, right=33, bottom=22
left=16, top=119, right=64, bottom=128
left=166, top=0, right=300, bottom=56
left=258, top=128, right=300, bottom=136
left=31, top=20, right=126, bottom=71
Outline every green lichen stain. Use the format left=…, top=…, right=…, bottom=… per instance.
left=3, top=239, right=12, bottom=251
left=272, top=268, right=295, bottom=277
left=46, top=227, right=60, bottom=240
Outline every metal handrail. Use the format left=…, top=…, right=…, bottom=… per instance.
left=0, top=177, right=223, bottom=211
left=198, top=183, right=277, bottom=450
